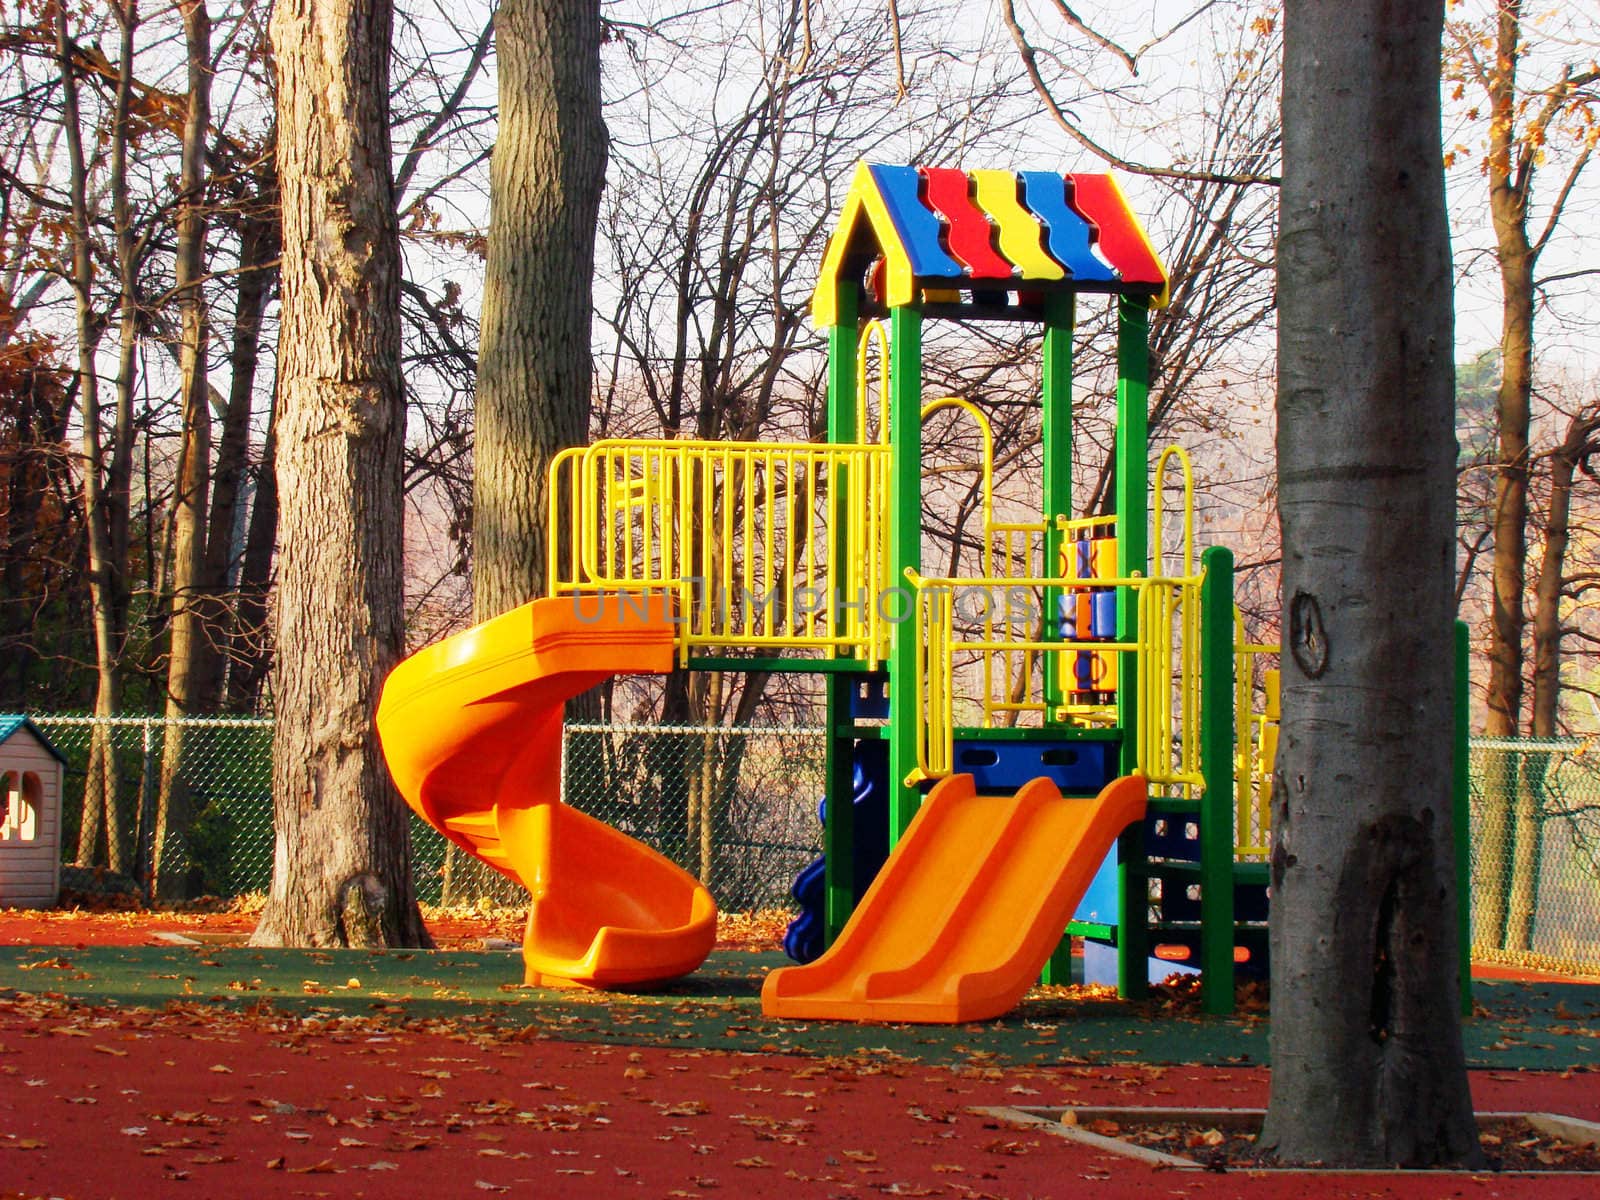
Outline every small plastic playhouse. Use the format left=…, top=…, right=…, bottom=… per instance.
left=0, top=715, right=65, bottom=908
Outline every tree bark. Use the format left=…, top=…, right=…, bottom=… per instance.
left=1261, top=0, right=1479, bottom=1168
left=251, top=0, right=428, bottom=948
left=472, top=0, right=606, bottom=618
left=448, top=0, right=608, bottom=907
left=154, top=0, right=214, bottom=900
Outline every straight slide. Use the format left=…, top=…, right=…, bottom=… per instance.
left=761, top=773, right=1147, bottom=1023
left=377, top=593, right=716, bottom=988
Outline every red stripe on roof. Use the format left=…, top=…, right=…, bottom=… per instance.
left=919, top=167, right=1013, bottom=280
left=1067, top=175, right=1165, bottom=286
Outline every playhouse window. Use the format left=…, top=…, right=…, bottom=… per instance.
left=1, top=771, right=39, bottom=842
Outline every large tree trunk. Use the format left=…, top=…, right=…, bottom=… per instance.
left=154, top=0, right=214, bottom=901
left=447, top=0, right=608, bottom=906
left=1260, top=0, right=1479, bottom=1168
left=251, top=0, right=428, bottom=948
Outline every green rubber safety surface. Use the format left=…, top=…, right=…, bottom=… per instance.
left=2, top=946, right=1595, bottom=1071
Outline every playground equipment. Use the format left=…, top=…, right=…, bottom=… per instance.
left=378, top=161, right=1305, bottom=1017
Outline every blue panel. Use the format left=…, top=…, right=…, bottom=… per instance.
left=868, top=164, right=965, bottom=281
left=952, top=738, right=1116, bottom=794
left=1074, top=845, right=1119, bottom=924
left=1091, top=591, right=1118, bottom=639
left=850, top=673, right=890, bottom=719
left=1019, top=171, right=1117, bottom=283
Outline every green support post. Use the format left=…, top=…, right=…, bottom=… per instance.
left=886, top=303, right=924, bottom=842
left=823, top=286, right=860, bottom=943
left=1041, top=294, right=1074, bottom=714
left=1455, top=619, right=1472, bottom=1016
left=1114, top=297, right=1151, bottom=999
left=1198, top=546, right=1236, bottom=1016
left=1039, top=293, right=1077, bottom=986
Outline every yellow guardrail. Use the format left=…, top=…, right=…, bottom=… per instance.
left=905, top=568, right=1200, bottom=786
left=549, top=438, right=893, bottom=664
left=1234, top=621, right=1279, bottom=859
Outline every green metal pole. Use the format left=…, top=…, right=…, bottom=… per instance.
left=823, top=286, right=860, bottom=943
left=1455, top=618, right=1472, bottom=1017
left=1115, top=296, right=1151, bottom=999
left=886, top=303, right=924, bottom=842
left=1039, top=293, right=1076, bottom=986
left=1199, top=545, right=1236, bottom=1016
left=1041, top=293, right=1074, bottom=715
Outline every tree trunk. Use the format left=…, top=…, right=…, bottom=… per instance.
left=59, top=4, right=131, bottom=872
left=251, top=0, right=428, bottom=949
left=155, top=0, right=214, bottom=901
left=1261, top=0, right=1479, bottom=1168
left=1475, top=17, right=1533, bottom=942
left=448, top=0, right=607, bottom=907
left=1506, top=411, right=1597, bottom=949
left=472, top=0, right=606, bottom=617
left=200, top=204, right=280, bottom=708
left=228, top=402, right=278, bottom=712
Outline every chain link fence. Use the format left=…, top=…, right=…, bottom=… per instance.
left=1468, top=738, right=1600, bottom=977
left=27, top=715, right=1600, bottom=974
left=33, top=716, right=825, bottom=911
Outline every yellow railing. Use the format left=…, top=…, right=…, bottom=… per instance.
left=906, top=568, right=1201, bottom=786
left=549, top=438, right=893, bottom=664
left=1235, top=623, right=1279, bottom=858
left=906, top=444, right=1204, bottom=790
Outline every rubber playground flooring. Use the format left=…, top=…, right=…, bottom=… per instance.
left=2, top=943, right=1596, bottom=1072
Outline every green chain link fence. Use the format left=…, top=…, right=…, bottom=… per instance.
left=1468, top=738, right=1600, bottom=977
left=33, top=716, right=826, bottom=911
left=28, top=715, right=1600, bottom=975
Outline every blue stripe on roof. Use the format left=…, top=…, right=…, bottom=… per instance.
left=1020, top=172, right=1117, bottom=283
left=868, top=164, right=964, bottom=281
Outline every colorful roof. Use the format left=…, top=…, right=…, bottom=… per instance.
left=813, top=162, right=1168, bottom=325
left=0, top=714, right=67, bottom=764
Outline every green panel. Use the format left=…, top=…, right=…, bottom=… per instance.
left=886, top=305, right=924, bottom=842
left=824, top=298, right=860, bottom=945
left=1114, top=297, right=1151, bottom=999
left=1041, top=294, right=1074, bottom=714
left=1455, top=619, right=1471, bottom=1016
left=1199, top=545, right=1236, bottom=1016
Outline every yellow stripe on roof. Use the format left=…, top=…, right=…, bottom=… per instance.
left=971, top=170, right=1064, bottom=282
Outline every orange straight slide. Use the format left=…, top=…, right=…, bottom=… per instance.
left=376, top=594, right=716, bottom=988
left=761, top=773, right=1147, bottom=1023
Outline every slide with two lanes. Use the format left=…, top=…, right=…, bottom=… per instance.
left=377, top=593, right=716, bottom=988
left=761, top=773, right=1148, bottom=1023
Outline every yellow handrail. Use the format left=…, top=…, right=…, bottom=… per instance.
left=549, top=436, right=893, bottom=665
left=1234, top=613, right=1279, bottom=859
left=856, top=320, right=891, bottom=445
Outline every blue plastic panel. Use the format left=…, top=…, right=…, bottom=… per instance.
left=953, top=737, right=1116, bottom=794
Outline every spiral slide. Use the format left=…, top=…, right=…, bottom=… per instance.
left=376, top=594, right=717, bottom=988
left=761, top=773, right=1147, bottom=1023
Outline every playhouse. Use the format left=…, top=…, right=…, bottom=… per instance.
left=377, top=161, right=1347, bottom=1021
left=0, top=715, right=65, bottom=908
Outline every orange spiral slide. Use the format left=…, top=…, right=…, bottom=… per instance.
left=376, top=594, right=716, bottom=988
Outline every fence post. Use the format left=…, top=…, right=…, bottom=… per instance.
left=139, top=718, right=157, bottom=903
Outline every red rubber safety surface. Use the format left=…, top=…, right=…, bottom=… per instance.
left=2, top=997, right=1598, bottom=1200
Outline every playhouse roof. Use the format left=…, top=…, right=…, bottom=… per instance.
left=0, top=715, right=67, bottom=765
left=812, top=162, right=1168, bottom=326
